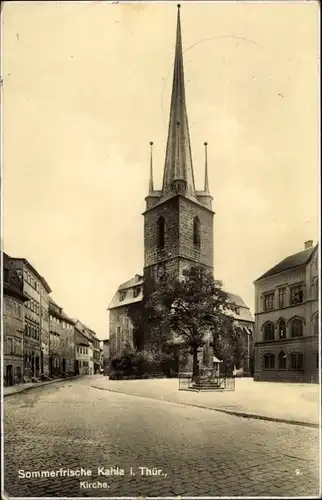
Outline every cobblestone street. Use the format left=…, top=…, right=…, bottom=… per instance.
left=4, top=376, right=320, bottom=497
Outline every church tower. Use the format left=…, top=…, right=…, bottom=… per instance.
left=143, top=5, right=214, bottom=287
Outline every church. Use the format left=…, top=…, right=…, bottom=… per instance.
left=108, top=5, right=254, bottom=373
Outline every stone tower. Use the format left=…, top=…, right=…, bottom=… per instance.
left=143, top=5, right=214, bottom=288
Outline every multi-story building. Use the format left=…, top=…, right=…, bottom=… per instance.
left=75, top=327, right=91, bottom=375
left=49, top=298, right=75, bottom=376
left=74, top=320, right=95, bottom=375
left=253, top=240, right=319, bottom=382
left=40, top=282, right=50, bottom=375
left=108, top=6, right=253, bottom=369
left=60, top=313, right=76, bottom=375
left=3, top=253, right=28, bottom=386
left=10, top=257, right=51, bottom=379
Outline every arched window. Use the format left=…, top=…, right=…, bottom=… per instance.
left=312, top=313, right=319, bottom=336
left=278, top=319, right=287, bottom=339
left=263, top=353, right=275, bottom=369
left=263, top=322, right=275, bottom=341
left=290, top=318, right=304, bottom=338
left=157, top=216, right=165, bottom=249
left=278, top=351, right=287, bottom=370
left=193, top=216, right=201, bottom=248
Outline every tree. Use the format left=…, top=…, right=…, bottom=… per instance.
left=146, top=266, right=239, bottom=380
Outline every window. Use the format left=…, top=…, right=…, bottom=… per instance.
left=311, top=277, right=318, bottom=299
left=278, top=319, right=287, bottom=340
left=316, top=353, right=319, bottom=369
left=290, top=285, right=303, bottom=305
left=193, top=216, right=201, bottom=248
left=6, top=338, right=13, bottom=354
left=290, top=318, right=304, bottom=338
left=263, top=322, right=275, bottom=341
left=278, top=351, right=287, bottom=369
left=157, top=216, right=165, bottom=249
left=278, top=288, right=286, bottom=308
left=119, top=291, right=126, bottom=301
left=264, top=354, right=275, bottom=369
left=133, top=287, right=140, bottom=298
left=312, top=314, right=319, bottom=336
left=264, top=293, right=274, bottom=311
left=290, top=352, right=304, bottom=371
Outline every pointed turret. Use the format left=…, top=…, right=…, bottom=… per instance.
left=204, top=142, right=210, bottom=193
left=149, top=141, right=154, bottom=193
left=161, top=4, right=196, bottom=199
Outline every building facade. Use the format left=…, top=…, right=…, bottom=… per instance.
left=75, top=327, right=91, bottom=376
left=254, top=240, right=319, bottom=382
left=49, top=298, right=75, bottom=376
left=10, top=258, right=51, bottom=379
left=49, top=299, right=62, bottom=376
left=3, top=254, right=28, bottom=386
left=108, top=6, right=254, bottom=366
left=74, top=320, right=95, bottom=375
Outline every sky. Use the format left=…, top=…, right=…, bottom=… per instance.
left=2, top=1, right=319, bottom=340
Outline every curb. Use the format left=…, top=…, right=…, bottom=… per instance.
left=91, top=385, right=319, bottom=429
left=4, top=376, right=82, bottom=397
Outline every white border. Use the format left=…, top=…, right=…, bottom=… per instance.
left=1, top=1, right=321, bottom=499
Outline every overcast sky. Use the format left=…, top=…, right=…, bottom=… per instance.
left=3, top=1, right=319, bottom=339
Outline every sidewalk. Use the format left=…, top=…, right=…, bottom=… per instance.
left=3, top=376, right=80, bottom=397
left=91, top=376, right=320, bottom=428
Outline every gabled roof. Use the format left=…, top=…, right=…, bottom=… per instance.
left=254, top=245, right=318, bottom=282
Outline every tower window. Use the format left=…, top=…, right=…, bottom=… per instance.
left=157, top=216, right=165, bottom=249
left=193, top=216, right=201, bottom=248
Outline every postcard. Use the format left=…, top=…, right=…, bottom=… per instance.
left=1, top=1, right=320, bottom=498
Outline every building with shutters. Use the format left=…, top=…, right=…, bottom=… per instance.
left=3, top=253, right=29, bottom=386
left=8, top=257, right=51, bottom=379
left=253, top=240, right=319, bottom=382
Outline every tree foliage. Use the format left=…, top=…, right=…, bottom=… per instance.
left=145, top=266, right=239, bottom=377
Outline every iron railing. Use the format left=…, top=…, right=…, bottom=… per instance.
left=179, top=370, right=235, bottom=391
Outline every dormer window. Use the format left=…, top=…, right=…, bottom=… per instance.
left=133, top=287, right=140, bottom=298
left=119, top=291, right=126, bottom=302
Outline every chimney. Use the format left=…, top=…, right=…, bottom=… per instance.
left=304, top=240, right=313, bottom=249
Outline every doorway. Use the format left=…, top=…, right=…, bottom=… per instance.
left=6, top=365, right=14, bottom=386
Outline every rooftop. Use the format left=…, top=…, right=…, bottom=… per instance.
left=255, top=244, right=317, bottom=282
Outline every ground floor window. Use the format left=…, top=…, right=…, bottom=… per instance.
left=278, top=351, right=287, bottom=370
left=264, top=353, right=275, bottom=369
left=290, top=352, right=304, bottom=371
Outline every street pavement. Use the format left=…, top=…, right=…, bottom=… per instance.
left=92, top=376, right=320, bottom=427
left=4, top=376, right=320, bottom=497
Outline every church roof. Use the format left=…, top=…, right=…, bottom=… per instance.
left=226, top=292, right=254, bottom=323
left=161, top=5, right=196, bottom=200
left=108, top=274, right=253, bottom=323
left=118, top=275, right=143, bottom=291
left=254, top=244, right=317, bottom=282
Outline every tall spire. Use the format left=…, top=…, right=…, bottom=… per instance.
left=161, top=4, right=196, bottom=198
left=204, top=142, right=210, bottom=192
left=149, top=141, right=154, bottom=193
